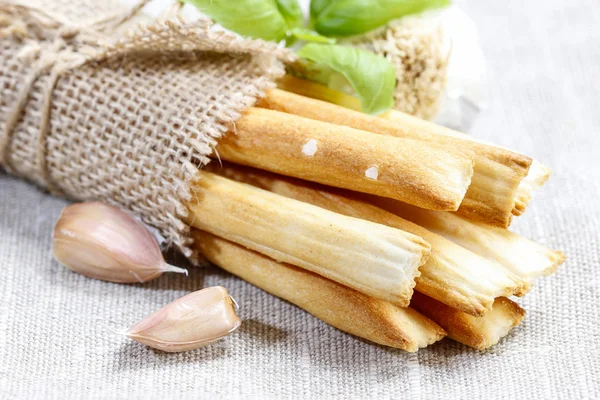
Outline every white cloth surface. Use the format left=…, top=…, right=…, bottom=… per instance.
left=1, top=0, right=599, bottom=398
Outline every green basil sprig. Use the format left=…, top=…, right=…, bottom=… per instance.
left=296, top=43, right=396, bottom=115
left=311, top=0, right=451, bottom=37
left=185, top=0, right=399, bottom=114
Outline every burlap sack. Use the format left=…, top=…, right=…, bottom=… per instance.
left=0, top=0, right=295, bottom=257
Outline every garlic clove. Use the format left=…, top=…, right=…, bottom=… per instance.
left=126, top=286, right=241, bottom=352
left=53, top=202, right=187, bottom=283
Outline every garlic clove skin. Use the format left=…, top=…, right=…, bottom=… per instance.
left=53, top=202, right=187, bottom=283
left=126, top=286, right=241, bottom=352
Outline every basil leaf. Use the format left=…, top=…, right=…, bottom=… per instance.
left=184, top=0, right=289, bottom=41
left=275, top=0, right=304, bottom=30
left=296, top=43, right=396, bottom=115
left=313, top=0, right=451, bottom=37
left=310, top=0, right=337, bottom=19
left=290, top=28, right=336, bottom=44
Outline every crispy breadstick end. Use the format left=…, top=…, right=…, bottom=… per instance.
left=186, top=170, right=429, bottom=307
left=215, top=107, right=473, bottom=211
left=263, top=86, right=531, bottom=228
left=411, top=292, right=525, bottom=350
left=208, top=163, right=525, bottom=316
left=373, top=199, right=566, bottom=290
left=193, top=230, right=446, bottom=351
left=382, top=107, right=529, bottom=228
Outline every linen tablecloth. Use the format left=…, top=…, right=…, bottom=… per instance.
left=1, top=0, right=599, bottom=398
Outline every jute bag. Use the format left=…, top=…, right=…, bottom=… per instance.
left=0, top=0, right=295, bottom=257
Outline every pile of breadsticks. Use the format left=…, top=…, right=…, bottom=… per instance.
left=188, top=76, right=565, bottom=352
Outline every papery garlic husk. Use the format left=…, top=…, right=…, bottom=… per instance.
left=126, top=286, right=241, bottom=352
left=53, top=202, right=187, bottom=283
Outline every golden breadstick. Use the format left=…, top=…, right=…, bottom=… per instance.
left=193, top=230, right=446, bottom=352
left=372, top=198, right=565, bottom=291
left=207, top=163, right=525, bottom=316
left=215, top=107, right=474, bottom=211
left=186, top=170, right=429, bottom=307
left=263, top=85, right=532, bottom=228
left=411, top=292, right=525, bottom=350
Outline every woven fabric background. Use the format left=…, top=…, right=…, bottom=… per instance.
left=1, top=0, right=599, bottom=398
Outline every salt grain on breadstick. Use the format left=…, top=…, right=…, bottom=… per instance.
left=193, top=230, right=446, bottom=352
left=186, top=170, right=429, bottom=307
left=263, top=84, right=531, bottom=228
left=208, top=163, right=525, bottom=316
left=215, top=107, right=474, bottom=211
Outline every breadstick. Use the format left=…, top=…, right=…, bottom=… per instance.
left=262, top=85, right=532, bottom=228
left=215, top=107, right=474, bottom=211
left=372, top=198, right=565, bottom=290
left=207, top=163, right=525, bottom=316
left=186, top=170, right=429, bottom=307
left=193, top=230, right=446, bottom=352
left=410, top=292, right=525, bottom=350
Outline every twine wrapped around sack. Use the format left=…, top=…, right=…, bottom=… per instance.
left=0, top=0, right=295, bottom=258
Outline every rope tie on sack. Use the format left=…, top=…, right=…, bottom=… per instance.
left=0, top=1, right=150, bottom=193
